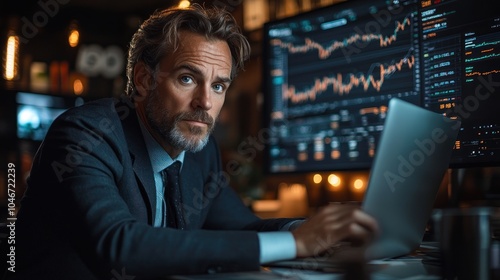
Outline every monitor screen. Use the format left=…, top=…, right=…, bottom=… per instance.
left=16, top=92, right=84, bottom=141
left=262, top=0, right=500, bottom=174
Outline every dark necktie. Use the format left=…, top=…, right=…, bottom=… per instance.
left=162, top=161, right=185, bottom=229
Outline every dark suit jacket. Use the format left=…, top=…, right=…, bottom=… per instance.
left=8, top=97, right=297, bottom=280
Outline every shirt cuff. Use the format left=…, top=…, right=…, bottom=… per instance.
left=257, top=231, right=296, bottom=264
left=280, top=219, right=305, bottom=231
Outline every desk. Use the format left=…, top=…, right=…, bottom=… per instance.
left=267, top=259, right=441, bottom=280
left=164, top=206, right=500, bottom=280
left=166, top=240, right=500, bottom=280
left=165, top=242, right=442, bottom=279
left=165, top=258, right=441, bottom=279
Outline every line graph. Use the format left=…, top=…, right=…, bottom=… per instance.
left=283, top=55, right=415, bottom=103
left=465, top=69, right=500, bottom=77
left=271, top=16, right=412, bottom=60
left=464, top=32, right=500, bottom=79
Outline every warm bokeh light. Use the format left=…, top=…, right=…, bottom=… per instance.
left=278, top=183, right=308, bottom=217
left=4, top=35, right=19, bottom=80
left=327, top=173, right=341, bottom=190
left=178, top=0, right=190, bottom=8
left=312, top=173, right=322, bottom=184
left=289, top=184, right=306, bottom=196
left=353, top=178, right=365, bottom=190
left=73, top=79, right=84, bottom=95
left=68, top=29, right=79, bottom=47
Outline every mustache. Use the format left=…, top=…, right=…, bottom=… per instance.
left=177, top=110, right=214, bottom=125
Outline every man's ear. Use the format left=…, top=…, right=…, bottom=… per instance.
left=134, top=62, right=152, bottom=98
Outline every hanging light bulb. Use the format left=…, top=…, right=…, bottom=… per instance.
left=68, top=21, right=79, bottom=48
left=3, top=32, right=19, bottom=81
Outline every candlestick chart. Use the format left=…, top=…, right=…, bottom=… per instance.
left=269, top=11, right=420, bottom=119
left=262, top=0, right=500, bottom=174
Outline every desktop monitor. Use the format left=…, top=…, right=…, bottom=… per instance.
left=262, top=0, right=500, bottom=175
left=15, top=91, right=85, bottom=141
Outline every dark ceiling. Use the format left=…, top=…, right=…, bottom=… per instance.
left=60, top=0, right=179, bottom=13
left=2, top=0, right=229, bottom=16
left=0, top=0, right=248, bottom=98
left=0, top=0, right=248, bottom=62
left=1, top=0, right=244, bottom=38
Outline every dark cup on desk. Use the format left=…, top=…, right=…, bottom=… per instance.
left=439, top=207, right=494, bottom=280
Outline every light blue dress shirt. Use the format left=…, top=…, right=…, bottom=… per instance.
left=137, top=115, right=297, bottom=264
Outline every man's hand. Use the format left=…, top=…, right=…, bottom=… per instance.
left=291, top=203, right=379, bottom=258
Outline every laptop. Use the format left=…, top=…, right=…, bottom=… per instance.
left=269, top=98, right=461, bottom=268
left=362, top=97, right=460, bottom=260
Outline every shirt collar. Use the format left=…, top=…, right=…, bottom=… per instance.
left=137, top=113, right=185, bottom=173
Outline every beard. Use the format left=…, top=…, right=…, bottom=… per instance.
left=144, top=90, right=216, bottom=153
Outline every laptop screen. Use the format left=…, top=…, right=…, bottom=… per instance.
left=362, top=98, right=461, bottom=260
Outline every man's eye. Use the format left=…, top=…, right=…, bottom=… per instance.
left=213, top=84, right=224, bottom=93
left=180, top=76, right=193, bottom=84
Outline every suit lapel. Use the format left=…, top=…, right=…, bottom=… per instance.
left=117, top=100, right=157, bottom=224
left=114, top=98, right=208, bottom=229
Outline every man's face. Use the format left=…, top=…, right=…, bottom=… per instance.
left=141, top=31, right=232, bottom=156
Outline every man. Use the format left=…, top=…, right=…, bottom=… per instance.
left=7, top=4, right=378, bottom=280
